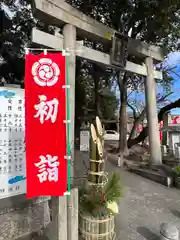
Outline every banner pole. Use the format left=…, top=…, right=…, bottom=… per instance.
left=66, top=56, right=71, bottom=196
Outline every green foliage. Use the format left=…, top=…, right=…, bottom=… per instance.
left=0, top=1, right=33, bottom=83
left=103, top=173, right=123, bottom=203
left=75, top=59, right=118, bottom=123
left=0, top=0, right=55, bottom=84
left=79, top=186, right=107, bottom=216
left=68, top=0, right=180, bottom=45
left=100, top=93, right=118, bottom=120
left=79, top=173, right=123, bottom=216
left=173, top=166, right=180, bottom=176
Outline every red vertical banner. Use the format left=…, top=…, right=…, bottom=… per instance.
left=25, top=52, right=67, bottom=198
left=172, top=116, right=180, bottom=124
left=159, top=121, right=163, bottom=142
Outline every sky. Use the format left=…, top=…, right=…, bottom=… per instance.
left=156, top=51, right=180, bottom=115
left=2, top=4, right=12, bottom=16
left=115, top=51, right=180, bottom=115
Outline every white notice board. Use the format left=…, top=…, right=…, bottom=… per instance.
left=0, top=87, right=26, bottom=199
left=80, top=130, right=90, bottom=151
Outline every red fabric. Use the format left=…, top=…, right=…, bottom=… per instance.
left=137, top=124, right=143, bottom=133
left=137, top=122, right=163, bottom=142
left=159, top=121, right=163, bottom=142
left=172, top=116, right=180, bottom=124
left=25, top=52, right=67, bottom=198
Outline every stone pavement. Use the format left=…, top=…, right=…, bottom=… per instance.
left=75, top=151, right=180, bottom=240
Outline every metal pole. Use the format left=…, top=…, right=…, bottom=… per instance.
left=63, top=24, right=76, bottom=180
left=63, top=24, right=77, bottom=240
left=50, top=24, right=76, bottom=240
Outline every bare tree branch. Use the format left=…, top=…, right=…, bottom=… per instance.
left=127, top=91, right=173, bottom=145
left=127, top=102, right=137, bottom=119
left=157, top=92, right=173, bottom=103
left=128, top=96, right=180, bottom=148
left=127, top=108, right=146, bottom=143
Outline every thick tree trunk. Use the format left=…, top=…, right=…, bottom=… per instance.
left=118, top=72, right=128, bottom=154
left=128, top=98, right=180, bottom=148
left=94, top=71, right=101, bottom=116
left=119, top=101, right=127, bottom=151
left=92, top=43, right=102, bottom=118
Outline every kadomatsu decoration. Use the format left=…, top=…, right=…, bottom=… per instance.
left=79, top=116, right=123, bottom=240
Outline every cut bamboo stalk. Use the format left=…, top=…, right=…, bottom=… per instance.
left=89, top=117, right=105, bottom=185
left=96, top=116, right=105, bottom=184
left=97, top=137, right=103, bottom=157
left=94, top=137, right=104, bottom=184
left=96, top=116, right=104, bottom=148
left=89, top=123, right=97, bottom=184
left=96, top=116, right=103, bottom=138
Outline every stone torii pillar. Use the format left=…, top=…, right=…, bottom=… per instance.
left=144, top=57, right=162, bottom=165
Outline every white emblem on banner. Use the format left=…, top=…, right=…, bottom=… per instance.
left=34, top=95, right=59, bottom=124
left=31, top=58, right=60, bottom=86
left=34, top=154, right=59, bottom=183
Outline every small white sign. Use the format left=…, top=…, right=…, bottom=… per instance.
left=80, top=130, right=89, bottom=151
left=0, top=87, right=26, bottom=199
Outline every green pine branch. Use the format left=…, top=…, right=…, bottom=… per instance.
left=79, top=173, right=123, bottom=215
left=103, top=173, right=123, bottom=203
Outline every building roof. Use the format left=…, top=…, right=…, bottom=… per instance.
left=162, top=124, right=180, bottom=132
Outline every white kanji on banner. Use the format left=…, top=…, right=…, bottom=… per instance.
left=31, top=58, right=60, bottom=86
left=34, top=95, right=59, bottom=124
left=34, top=154, right=59, bottom=183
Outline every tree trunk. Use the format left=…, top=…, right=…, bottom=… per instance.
left=92, top=43, right=101, bottom=118
left=119, top=102, right=127, bottom=151
left=128, top=98, right=180, bottom=148
left=94, top=68, right=101, bottom=117
left=127, top=92, right=173, bottom=148
left=127, top=109, right=146, bottom=147
left=118, top=72, right=128, bottom=155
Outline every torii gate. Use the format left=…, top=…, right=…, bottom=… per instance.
left=31, top=0, right=164, bottom=169
left=30, top=1, right=164, bottom=238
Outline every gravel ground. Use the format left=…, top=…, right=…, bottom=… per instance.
left=30, top=150, right=180, bottom=240
left=75, top=150, right=180, bottom=240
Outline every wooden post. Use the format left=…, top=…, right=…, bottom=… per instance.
left=144, top=57, right=162, bottom=164
left=50, top=189, right=78, bottom=240
left=51, top=196, right=67, bottom=240
left=67, top=188, right=79, bottom=240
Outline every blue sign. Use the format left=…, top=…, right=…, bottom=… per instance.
left=0, top=90, right=16, bottom=98
left=8, top=176, right=26, bottom=184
